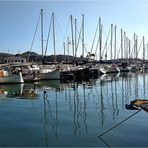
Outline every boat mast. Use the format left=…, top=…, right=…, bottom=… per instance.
left=124, top=31, right=126, bottom=59
left=114, top=25, right=116, bottom=59
left=63, top=42, right=66, bottom=62
left=134, top=33, right=136, bottom=59
left=147, top=43, right=148, bottom=60
left=136, top=35, right=138, bottom=59
left=52, top=12, right=56, bottom=63
left=143, top=36, right=145, bottom=61
left=67, top=37, right=70, bottom=63
left=70, top=15, right=74, bottom=62
left=82, top=14, right=84, bottom=60
left=110, top=24, right=113, bottom=60
left=99, top=17, right=102, bottom=61
left=129, top=39, right=131, bottom=59
left=121, top=28, right=123, bottom=59
left=41, top=9, right=44, bottom=61
left=74, top=18, right=77, bottom=63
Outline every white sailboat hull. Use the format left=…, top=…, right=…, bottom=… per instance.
left=100, top=65, right=118, bottom=74
left=36, top=70, right=60, bottom=80
left=143, top=64, right=148, bottom=69
left=0, top=73, right=24, bottom=84
left=117, top=67, right=129, bottom=72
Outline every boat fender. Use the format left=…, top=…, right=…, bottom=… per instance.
left=0, top=70, right=4, bottom=77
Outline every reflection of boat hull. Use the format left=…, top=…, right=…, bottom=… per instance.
left=35, top=80, right=61, bottom=90
left=0, top=83, right=24, bottom=98
left=23, top=73, right=40, bottom=82
left=0, top=73, right=24, bottom=84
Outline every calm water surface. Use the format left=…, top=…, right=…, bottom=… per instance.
left=0, top=71, right=148, bottom=147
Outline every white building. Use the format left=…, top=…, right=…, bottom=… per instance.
left=4, top=56, right=27, bottom=64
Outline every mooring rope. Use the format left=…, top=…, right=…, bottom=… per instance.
left=98, top=109, right=141, bottom=138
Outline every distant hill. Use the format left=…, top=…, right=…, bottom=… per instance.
left=0, top=53, right=14, bottom=57
left=0, top=53, right=14, bottom=63
left=0, top=51, right=145, bottom=64
left=0, top=51, right=87, bottom=64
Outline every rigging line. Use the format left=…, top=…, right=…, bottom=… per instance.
left=98, top=109, right=141, bottom=138
left=85, top=19, right=93, bottom=51
left=77, top=24, right=88, bottom=55
left=27, top=12, right=41, bottom=62
left=63, top=17, right=71, bottom=41
left=94, top=31, right=100, bottom=58
left=137, top=37, right=143, bottom=57
left=90, top=20, right=99, bottom=54
left=99, top=136, right=111, bottom=148
left=43, top=13, right=50, bottom=27
left=102, top=27, right=111, bottom=58
left=54, top=14, right=65, bottom=40
left=75, top=25, right=82, bottom=58
left=44, top=14, right=53, bottom=56
left=129, top=34, right=135, bottom=58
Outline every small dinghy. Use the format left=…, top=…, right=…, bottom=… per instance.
left=126, top=99, right=148, bottom=112
left=140, top=104, right=148, bottom=112
left=125, top=100, right=141, bottom=110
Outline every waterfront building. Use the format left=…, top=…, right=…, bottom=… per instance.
left=4, top=56, right=27, bottom=64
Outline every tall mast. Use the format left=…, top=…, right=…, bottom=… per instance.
left=63, top=42, right=66, bottom=62
left=121, top=28, right=123, bottom=59
left=134, top=33, right=136, bottom=59
left=124, top=31, right=126, bottom=58
left=136, top=35, right=138, bottom=59
left=74, top=18, right=77, bottom=62
left=82, top=14, right=84, bottom=59
left=99, top=17, right=102, bottom=61
left=114, top=25, right=116, bottom=59
left=52, top=12, right=56, bottom=63
left=70, top=15, right=74, bottom=62
left=129, top=39, right=131, bottom=59
left=143, top=36, right=145, bottom=60
left=147, top=43, right=148, bottom=60
left=67, top=37, right=70, bottom=63
left=110, top=24, right=113, bottom=60
left=41, top=9, right=44, bottom=60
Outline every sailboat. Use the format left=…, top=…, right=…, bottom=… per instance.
left=28, top=9, right=60, bottom=80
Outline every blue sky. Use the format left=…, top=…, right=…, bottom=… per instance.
left=0, top=0, right=148, bottom=59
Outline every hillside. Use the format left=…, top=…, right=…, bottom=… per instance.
left=0, top=51, right=88, bottom=64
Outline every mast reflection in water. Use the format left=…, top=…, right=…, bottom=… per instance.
left=0, top=73, right=148, bottom=147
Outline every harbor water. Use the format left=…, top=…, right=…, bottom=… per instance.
left=0, top=71, right=148, bottom=147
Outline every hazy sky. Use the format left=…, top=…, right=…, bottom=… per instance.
left=0, top=0, right=147, bottom=59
